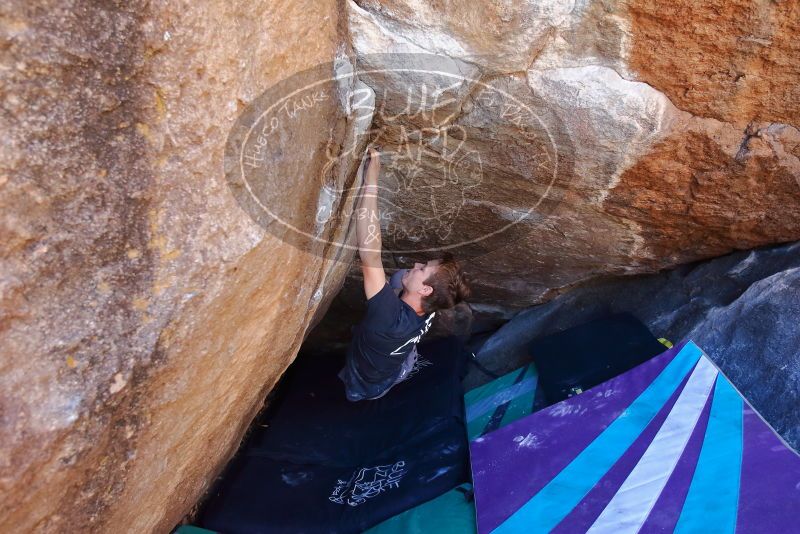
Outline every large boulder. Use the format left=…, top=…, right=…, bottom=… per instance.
left=0, top=1, right=367, bottom=531
left=338, top=0, right=800, bottom=312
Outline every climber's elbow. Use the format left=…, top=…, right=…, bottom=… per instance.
left=359, top=249, right=382, bottom=268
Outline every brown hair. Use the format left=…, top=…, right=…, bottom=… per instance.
left=421, top=252, right=471, bottom=314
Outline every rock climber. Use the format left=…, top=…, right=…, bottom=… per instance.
left=338, top=146, right=471, bottom=401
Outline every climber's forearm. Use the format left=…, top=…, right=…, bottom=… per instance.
left=357, top=147, right=385, bottom=299
left=357, top=149, right=382, bottom=266
left=356, top=181, right=382, bottom=267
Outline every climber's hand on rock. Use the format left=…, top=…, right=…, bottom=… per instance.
left=368, top=146, right=381, bottom=165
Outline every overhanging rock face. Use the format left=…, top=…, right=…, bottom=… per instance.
left=343, top=0, right=800, bottom=311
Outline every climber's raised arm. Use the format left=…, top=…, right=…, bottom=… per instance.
left=338, top=149, right=471, bottom=402
left=358, top=147, right=386, bottom=299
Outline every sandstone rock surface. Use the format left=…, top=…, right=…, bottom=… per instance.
left=1, top=1, right=366, bottom=532
left=341, top=0, right=800, bottom=314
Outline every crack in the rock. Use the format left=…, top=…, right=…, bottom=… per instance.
left=735, top=120, right=760, bottom=164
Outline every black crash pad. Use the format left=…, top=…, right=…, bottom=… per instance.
left=200, top=421, right=469, bottom=534
left=198, top=336, right=470, bottom=533
left=530, top=313, right=667, bottom=404
left=249, top=336, right=469, bottom=467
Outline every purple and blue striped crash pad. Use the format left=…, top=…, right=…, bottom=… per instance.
left=470, top=340, right=800, bottom=533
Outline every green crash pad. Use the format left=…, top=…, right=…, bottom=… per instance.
left=464, top=363, right=539, bottom=441
left=173, top=526, right=216, bottom=534
left=365, top=483, right=476, bottom=534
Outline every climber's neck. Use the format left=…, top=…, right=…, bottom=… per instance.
left=400, top=290, right=426, bottom=316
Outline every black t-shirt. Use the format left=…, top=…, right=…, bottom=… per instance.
left=339, top=282, right=435, bottom=401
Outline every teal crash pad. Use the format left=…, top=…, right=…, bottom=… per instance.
left=365, top=483, right=476, bottom=534
left=464, top=363, right=538, bottom=441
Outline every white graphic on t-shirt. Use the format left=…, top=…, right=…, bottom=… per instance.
left=397, top=356, right=433, bottom=383
left=328, top=461, right=407, bottom=507
left=390, top=312, right=435, bottom=356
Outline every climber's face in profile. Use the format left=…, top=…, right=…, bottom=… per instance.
left=402, top=259, right=440, bottom=296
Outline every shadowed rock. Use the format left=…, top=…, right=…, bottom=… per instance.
left=468, top=240, right=800, bottom=450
